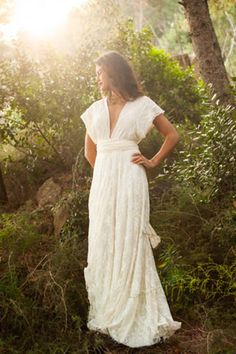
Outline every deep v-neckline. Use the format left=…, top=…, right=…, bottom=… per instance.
left=105, top=97, right=129, bottom=139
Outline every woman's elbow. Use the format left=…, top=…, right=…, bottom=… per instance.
left=84, top=151, right=91, bottom=163
left=170, top=130, right=181, bottom=145
left=84, top=150, right=96, bottom=168
left=176, top=132, right=181, bottom=143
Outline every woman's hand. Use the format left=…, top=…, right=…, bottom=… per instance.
left=131, top=153, right=156, bottom=169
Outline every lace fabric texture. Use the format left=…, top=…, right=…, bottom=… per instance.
left=81, top=96, right=181, bottom=348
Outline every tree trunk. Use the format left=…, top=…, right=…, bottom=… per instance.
left=181, top=0, right=234, bottom=105
left=0, top=165, right=8, bottom=204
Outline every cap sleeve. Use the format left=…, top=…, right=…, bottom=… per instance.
left=80, top=103, right=96, bottom=142
left=80, top=107, right=91, bottom=130
left=137, top=96, right=165, bottom=141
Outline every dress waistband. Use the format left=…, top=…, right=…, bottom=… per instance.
left=97, top=139, right=139, bottom=153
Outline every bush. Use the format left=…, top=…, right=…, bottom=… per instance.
left=1, top=19, right=206, bottom=175
left=107, top=19, right=205, bottom=124
left=0, top=47, right=98, bottom=169
left=0, top=209, right=92, bottom=352
left=164, top=99, right=236, bottom=203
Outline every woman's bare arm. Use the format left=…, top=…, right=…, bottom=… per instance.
left=84, top=132, right=97, bottom=168
left=131, top=113, right=180, bottom=168
left=85, top=113, right=180, bottom=169
left=149, top=113, right=180, bottom=166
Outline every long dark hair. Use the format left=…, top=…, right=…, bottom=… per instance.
left=94, top=50, right=145, bottom=101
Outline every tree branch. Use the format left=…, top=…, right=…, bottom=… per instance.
left=33, top=121, right=66, bottom=166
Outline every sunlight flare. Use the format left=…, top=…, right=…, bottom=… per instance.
left=2, top=0, right=87, bottom=40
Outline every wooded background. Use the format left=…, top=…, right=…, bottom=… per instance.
left=0, top=1, right=235, bottom=353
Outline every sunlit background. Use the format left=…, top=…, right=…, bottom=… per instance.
left=0, top=0, right=235, bottom=75
left=1, top=0, right=88, bottom=40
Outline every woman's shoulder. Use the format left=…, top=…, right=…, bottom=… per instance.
left=139, top=95, right=163, bottom=108
left=93, top=97, right=105, bottom=106
left=132, top=95, right=159, bottom=108
left=138, top=95, right=156, bottom=104
left=132, top=95, right=165, bottom=119
left=87, top=95, right=157, bottom=107
left=132, top=95, right=154, bottom=103
left=83, top=97, right=104, bottom=113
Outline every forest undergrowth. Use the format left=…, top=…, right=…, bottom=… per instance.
left=0, top=20, right=235, bottom=354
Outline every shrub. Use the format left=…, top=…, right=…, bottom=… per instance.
left=107, top=19, right=205, bottom=124
left=164, top=99, right=236, bottom=203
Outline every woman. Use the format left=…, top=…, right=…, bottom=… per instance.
left=80, top=50, right=182, bottom=348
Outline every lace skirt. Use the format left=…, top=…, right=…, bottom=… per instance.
left=83, top=139, right=182, bottom=347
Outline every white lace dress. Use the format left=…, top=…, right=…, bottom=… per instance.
left=80, top=95, right=181, bottom=348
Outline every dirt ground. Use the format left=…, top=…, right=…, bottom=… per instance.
left=85, top=318, right=236, bottom=354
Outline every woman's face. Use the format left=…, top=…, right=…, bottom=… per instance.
left=96, top=64, right=110, bottom=92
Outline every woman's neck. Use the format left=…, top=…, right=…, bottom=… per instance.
left=107, top=91, right=127, bottom=105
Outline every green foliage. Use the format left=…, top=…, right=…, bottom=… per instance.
left=107, top=20, right=205, bottom=124
left=0, top=208, right=108, bottom=353
left=160, top=259, right=236, bottom=305
left=117, top=0, right=236, bottom=79
left=157, top=9, right=192, bottom=56
left=0, top=19, right=206, bottom=185
left=0, top=212, right=41, bottom=253
left=59, top=184, right=91, bottom=246
left=164, top=99, right=236, bottom=203
left=150, top=179, right=236, bottom=316
left=145, top=46, right=205, bottom=123
left=1, top=176, right=235, bottom=352
left=0, top=8, right=235, bottom=352
left=209, top=0, right=236, bottom=79
left=0, top=46, right=98, bottom=168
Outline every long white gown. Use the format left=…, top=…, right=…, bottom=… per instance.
left=80, top=95, right=181, bottom=348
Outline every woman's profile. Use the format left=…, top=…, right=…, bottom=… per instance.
left=80, top=50, right=182, bottom=348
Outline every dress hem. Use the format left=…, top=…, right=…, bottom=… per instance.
left=86, top=319, right=181, bottom=348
